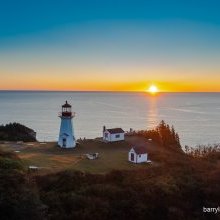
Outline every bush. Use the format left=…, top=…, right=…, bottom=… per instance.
left=0, top=157, right=23, bottom=170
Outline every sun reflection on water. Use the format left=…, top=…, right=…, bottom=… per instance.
left=146, top=95, right=159, bottom=129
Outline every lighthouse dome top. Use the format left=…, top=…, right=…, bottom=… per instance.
left=59, top=101, right=75, bottom=118
left=62, top=101, right=71, bottom=108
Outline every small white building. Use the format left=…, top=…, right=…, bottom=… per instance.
left=128, top=146, right=148, bottom=163
left=103, top=126, right=125, bottom=142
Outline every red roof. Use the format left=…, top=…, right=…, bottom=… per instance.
left=106, top=128, right=124, bottom=134
left=62, top=101, right=71, bottom=108
left=132, top=146, right=147, bottom=154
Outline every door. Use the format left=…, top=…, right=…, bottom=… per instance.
left=130, top=153, right=134, bottom=161
left=62, top=138, right=66, bottom=147
left=105, top=132, right=108, bottom=140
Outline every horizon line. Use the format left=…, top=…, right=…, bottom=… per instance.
left=0, top=89, right=220, bottom=93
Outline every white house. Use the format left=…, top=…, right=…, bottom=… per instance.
left=103, top=126, right=125, bottom=142
left=128, top=146, right=148, bottom=163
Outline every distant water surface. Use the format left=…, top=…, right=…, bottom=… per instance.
left=0, top=91, right=220, bottom=147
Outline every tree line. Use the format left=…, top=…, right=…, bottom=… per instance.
left=0, top=123, right=36, bottom=142
left=136, top=120, right=181, bottom=150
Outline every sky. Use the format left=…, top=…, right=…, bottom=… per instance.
left=0, top=0, right=220, bottom=92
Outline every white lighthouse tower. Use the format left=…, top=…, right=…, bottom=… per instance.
left=58, top=101, right=76, bottom=148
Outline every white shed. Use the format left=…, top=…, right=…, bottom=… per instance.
left=128, top=146, right=148, bottom=163
left=103, top=126, right=125, bottom=142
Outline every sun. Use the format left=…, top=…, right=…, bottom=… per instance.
left=147, top=85, right=159, bottom=94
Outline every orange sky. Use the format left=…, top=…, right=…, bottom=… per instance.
left=1, top=66, right=220, bottom=92
left=1, top=77, right=220, bottom=92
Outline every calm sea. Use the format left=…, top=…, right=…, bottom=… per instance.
left=0, top=91, right=219, bottom=147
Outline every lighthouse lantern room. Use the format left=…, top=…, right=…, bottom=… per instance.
left=58, top=101, right=76, bottom=148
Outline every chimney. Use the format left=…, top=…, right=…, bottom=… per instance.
left=103, top=126, right=106, bottom=132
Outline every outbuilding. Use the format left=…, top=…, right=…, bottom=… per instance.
left=128, top=146, right=148, bottom=163
left=103, top=126, right=125, bottom=142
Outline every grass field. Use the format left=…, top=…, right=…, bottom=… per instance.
left=0, top=136, right=156, bottom=173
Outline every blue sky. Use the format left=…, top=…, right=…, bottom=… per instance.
left=1, top=0, right=220, bottom=38
left=0, top=0, right=220, bottom=91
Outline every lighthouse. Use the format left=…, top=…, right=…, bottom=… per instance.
left=58, top=101, right=76, bottom=148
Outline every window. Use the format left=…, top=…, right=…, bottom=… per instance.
left=115, top=134, right=120, bottom=138
left=139, top=155, right=141, bottom=157
left=62, top=138, right=66, bottom=147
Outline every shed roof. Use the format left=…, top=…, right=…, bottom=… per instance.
left=132, top=146, right=147, bottom=154
left=106, top=128, right=124, bottom=134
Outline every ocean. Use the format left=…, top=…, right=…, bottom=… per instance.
left=0, top=91, right=220, bottom=147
